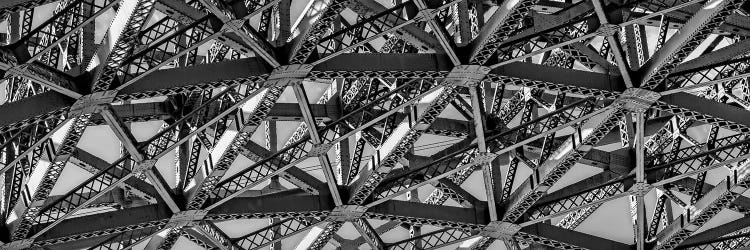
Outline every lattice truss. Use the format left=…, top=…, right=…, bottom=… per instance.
left=1, top=0, right=750, bottom=249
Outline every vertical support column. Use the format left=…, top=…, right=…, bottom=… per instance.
left=265, top=120, right=277, bottom=152
left=175, top=125, right=191, bottom=192
left=618, top=87, right=659, bottom=249
left=331, top=78, right=350, bottom=184
left=619, top=114, right=634, bottom=148
left=292, top=82, right=343, bottom=206
left=470, top=84, right=497, bottom=221
left=335, top=130, right=350, bottom=185
left=407, top=189, right=421, bottom=249
left=268, top=176, right=282, bottom=250
left=633, top=110, right=646, bottom=250
left=591, top=0, right=632, bottom=88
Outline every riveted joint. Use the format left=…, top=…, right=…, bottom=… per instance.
left=416, top=9, right=435, bottom=21
left=327, top=205, right=367, bottom=222
left=471, top=152, right=498, bottom=167
left=596, top=23, right=619, bottom=36
left=121, top=185, right=158, bottom=203
left=616, top=88, right=661, bottom=113
left=28, top=199, right=45, bottom=208
left=443, top=65, right=491, bottom=87
left=221, top=19, right=245, bottom=32
left=631, top=182, right=652, bottom=196
left=5, top=64, right=28, bottom=77
left=69, top=90, right=118, bottom=115
left=266, top=64, right=313, bottom=86
left=168, top=210, right=208, bottom=227
left=308, top=143, right=333, bottom=157
left=132, top=159, right=158, bottom=174
left=479, top=221, right=520, bottom=240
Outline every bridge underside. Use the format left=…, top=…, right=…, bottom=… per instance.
left=0, top=0, right=749, bottom=249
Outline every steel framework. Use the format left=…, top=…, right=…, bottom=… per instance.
left=0, top=0, right=749, bottom=249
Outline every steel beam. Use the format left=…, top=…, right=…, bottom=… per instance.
left=653, top=159, right=750, bottom=249
left=100, top=106, right=181, bottom=213
left=680, top=217, right=750, bottom=248
left=673, top=38, right=750, bottom=74
left=0, top=92, right=72, bottom=134
left=467, top=0, right=539, bottom=65
left=0, top=0, right=57, bottom=14
left=502, top=106, right=624, bottom=223
left=659, top=92, right=750, bottom=132
left=291, top=83, right=343, bottom=205
left=89, top=0, right=156, bottom=92
left=118, top=53, right=628, bottom=100
left=240, top=140, right=327, bottom=194
left=33, top=203, right=172, bottom=246
left=70, top=148, right=159, bottom=203
left=185, top=86, right=283, bottom=210
left=117, top=57, right=270, bottom=99
left=368, top=97, right=606, bottom=207
left=347, top=0, right=443, bottom=51
left=3, top=0, right=750, bottom=249
left=488, top=62, right=626, bottom=98
left=637, top=0, right=745, bottom=90
left=518, top=223, right=631, bottom=250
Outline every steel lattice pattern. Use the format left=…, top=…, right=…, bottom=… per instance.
left=0, top=0, right=749, bottom=249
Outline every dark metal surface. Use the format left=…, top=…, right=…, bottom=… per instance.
left=0, top=0, right=749, bottom=249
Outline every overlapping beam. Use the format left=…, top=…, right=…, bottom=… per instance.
left=637, top=0, right=746, bottom=90
left=3, top=0, right=750, bottom=249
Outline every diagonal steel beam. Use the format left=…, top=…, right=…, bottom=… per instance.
left=310, top=0, right=460, bottom=65
left=386, top=228, right=473, bottom=250
left=501, top=106, right=624, bottom=223
left=367, top=97, right=606, bottom=207
left=637, top=0, right=746, bottom=90
left=111, top=0, right=277, bottom=92
left=89, top=0, right=156, bottom=92
left=197, top=0, right=281, bottom=67
left=351, top=218, right=385, bottom=250
left=100, top=105, right=180, bottom=213
left=303, top=84, right=460, bottom=249
left=22, top=85, right=267, bottom=245
left=292, top=83, right=343, bottom=205
left=8, top=115, right=90, bottom=241
left=193, top=221, right=241, bottom=250
left=467, top=0, right=539, bottom=65
left=234, top=217, right=323, bottom=250
left=205, top=81, right=442, bottom=209
left=185, top=86, right=283, bottom=209
left=156, top=85, right=286, bottom=248
left=654, top=159, right=750, bottom=249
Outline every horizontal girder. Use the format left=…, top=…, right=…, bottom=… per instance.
left=2, top=0, right=750, bottom=249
